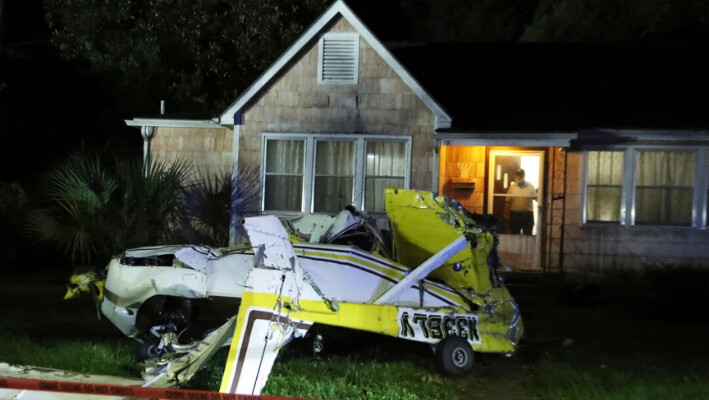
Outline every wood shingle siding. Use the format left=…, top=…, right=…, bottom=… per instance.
left=150, top=126, right=233, bottom=184
left=239, top=17, right=435, bottom=192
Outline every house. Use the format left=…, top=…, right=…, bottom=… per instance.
left=126, top=0, right=709, bottom=278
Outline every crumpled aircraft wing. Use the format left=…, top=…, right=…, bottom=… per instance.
left=219, top=216, right=316, bottom=395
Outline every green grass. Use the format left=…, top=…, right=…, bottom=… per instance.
left=0, top=271, right=141, bottom=377
left=2, top=271, right=709, bottom=399
left=535, top=362, right=709, bottom=400
left=0, top=334, right=140, bottom=377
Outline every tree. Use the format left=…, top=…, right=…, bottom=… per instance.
left=43, top=0, right=329, bottom=114
left=400, top=0, right=539, bottom=42
left=521, top=0, right=709, bottom=42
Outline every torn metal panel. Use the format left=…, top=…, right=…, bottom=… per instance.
left=142, top=317, right=236, bottom=388
left=285, top=213, right=335, bottom=243
left=63, top=272, right=104, bottom=301
left=385, top=188, right=497, bottom=296
left=100, top=244, right=252, bottom=339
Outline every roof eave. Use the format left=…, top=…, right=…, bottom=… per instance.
left=435, top=131, right=578, bottom=147
left=219, top=0, right=451, bottom=126
left=125, top=118, right=224, bottom=129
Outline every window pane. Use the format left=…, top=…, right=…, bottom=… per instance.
left=366, top=177, right=404, bottom=213
left=635, top=151, right=694, bottom=225
left=587, top=187, right=622, bottom=222
left=264, top=139, right=304, bottom=212
left=266, top=140, right=304, bottom=174
left=264, top=176, right=302, bottom=211
left=636, top=188, right=693, bottom=225
left=588, top=151, right=623, bottom=185
left=586, top=151, right=623, bottom=222
left=366, top=141, right=406, bottom=176
left=314, top=141, right=354, bottom=213
left=314, top=177, right=354, bottom=213
left=366, top=141, right=406, bottom=212
left=316, top=141, right=353, bottom=175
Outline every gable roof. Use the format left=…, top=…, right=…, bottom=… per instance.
left=219, top=0, right=451, bottom=128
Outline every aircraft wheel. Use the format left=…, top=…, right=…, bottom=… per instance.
left=435, top=336, right=474, bottom=377
left=136, top=339, right=164, bottom=361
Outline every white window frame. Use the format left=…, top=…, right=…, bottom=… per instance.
left=582, top=146, right=708, bottom=229
left=261, top=133, right=412, bottom=214
left=317, top=32, right=360, bottom=85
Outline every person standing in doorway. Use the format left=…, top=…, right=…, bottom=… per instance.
left=504, top=169, right=536, bottom=235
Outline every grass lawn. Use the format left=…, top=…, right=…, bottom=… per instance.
left=1, top=269, right=708, bottom=400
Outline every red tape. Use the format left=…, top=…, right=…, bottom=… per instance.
left=0, top=376, right=316, bottom=400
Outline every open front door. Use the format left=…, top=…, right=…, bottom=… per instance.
left=488, top=150, right=544, bottom=271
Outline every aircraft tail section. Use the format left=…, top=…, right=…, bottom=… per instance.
left=220, top=216, right=316, bottom=395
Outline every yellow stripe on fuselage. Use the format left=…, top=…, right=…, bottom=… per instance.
left=295, top=245, right=405, bottom=280
left=294, top=244, right=470, bottom=307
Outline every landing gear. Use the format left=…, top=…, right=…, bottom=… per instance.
left=435, top=336, right=475, bottom=377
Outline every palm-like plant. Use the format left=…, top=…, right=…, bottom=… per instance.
left=27, top=151, right=191, bottom=267
left=114, top=157, right=191, bottom=247
left=181, top=163, right=260, bottom=246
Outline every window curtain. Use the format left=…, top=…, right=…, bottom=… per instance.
left=314, top=141, right=354, bottom=213
left=635, top=151, right=694, bottom=225
left=586, top=151, right=623, bottom=222
left=264, top=140, right=304, bottom=211
left=365, top=141, right=406, bottom=213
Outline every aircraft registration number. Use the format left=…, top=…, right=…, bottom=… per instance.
left=397, top=308, right=481, bottom=344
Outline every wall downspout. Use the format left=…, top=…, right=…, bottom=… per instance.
left=432, top=138, right=440, bottom=193
left=228, top=112, right=243, bottom=246
left=558, top=148, right=568, bottom=277
left=140, top=126, right=154, bottom=176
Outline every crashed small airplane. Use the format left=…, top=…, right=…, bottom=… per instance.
left=70, top=188, right=522, bottom=396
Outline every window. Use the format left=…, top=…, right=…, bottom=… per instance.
left=635, top=151, right=694, bottom=225
left=706, top=158, right=709, bottom=225
left=318, top=33, right=359, bottom=85
left=584, top=148, right=708, bottom=228
left=586, top=151, right=623, bottom=222
left=314, top=141, right=355, bottom=213
left=262, top=134, right=411, bottom=214
left=264, top=139, right=304, bottom=211
left=365, top=141, right=407, bottom=213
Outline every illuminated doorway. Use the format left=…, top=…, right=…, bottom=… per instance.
left=488, top=149, right=544, bottom=271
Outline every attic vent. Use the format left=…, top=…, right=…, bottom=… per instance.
left=318, top=33, right=359, bottom=85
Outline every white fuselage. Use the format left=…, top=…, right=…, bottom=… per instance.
left=101, top=243, right=470, bottom=339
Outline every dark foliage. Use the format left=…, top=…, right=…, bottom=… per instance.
left=180, top=163, right=259, bottom=246
left=26, top=150, right=191, bottom=267
left=42, top=0, right=330, bottom=114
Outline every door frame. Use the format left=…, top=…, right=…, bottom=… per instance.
left=486, top=148, right=546, bottom=271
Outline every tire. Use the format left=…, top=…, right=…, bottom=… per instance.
left=136, top=340, right=163, bottom=361
left=435, top=336, right=474, bottom=377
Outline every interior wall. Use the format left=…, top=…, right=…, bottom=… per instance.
left=438, top=145, right=486, bottom=214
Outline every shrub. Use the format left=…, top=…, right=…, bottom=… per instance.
left=26, top=151, right=191, bottom=268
